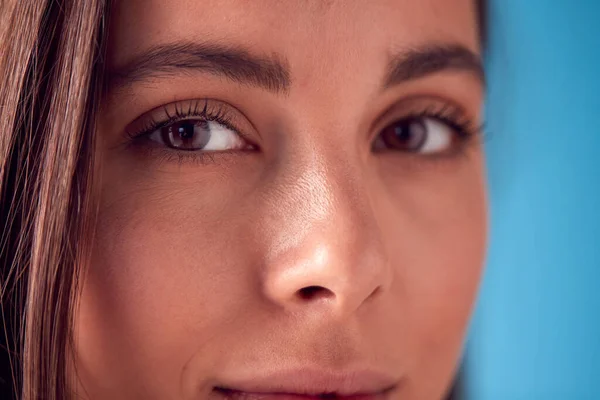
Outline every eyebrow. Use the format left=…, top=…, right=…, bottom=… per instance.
left=384, top=44, right=485, bottom=88
left=106, top=41, right=292, bottom=94
left=106, top=41, right=484, bottom=96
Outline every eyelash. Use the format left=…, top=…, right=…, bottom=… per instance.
left=391, top=103, right=483, bottom=157
left=125, top=99, right=483, bottom=165
left=126, top=99, right=253, bottom=165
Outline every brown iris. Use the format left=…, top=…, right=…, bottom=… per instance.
left=160, top=120, right=211, bottom=150
left=379, top=118, right=428, bottom=152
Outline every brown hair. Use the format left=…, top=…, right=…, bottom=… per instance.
left=0, top=1, right=486, bottom=398
left=0, top=1, right=108, bottom=398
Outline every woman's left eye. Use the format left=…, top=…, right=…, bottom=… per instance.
left=148, top=119, right=253, bottom=152
left=373, top=116, right=458, bottom=154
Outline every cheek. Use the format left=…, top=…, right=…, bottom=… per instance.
left=74, top=174, right=260, bottom=396
left=376, top=155, right=487, bottom=393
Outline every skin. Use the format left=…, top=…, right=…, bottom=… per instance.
left=73, top=0, right=486, bottom=399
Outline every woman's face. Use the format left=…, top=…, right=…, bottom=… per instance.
left=74, top=0, right=486, bottom=399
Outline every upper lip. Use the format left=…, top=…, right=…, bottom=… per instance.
left=215, top=368, right=399, bottom=396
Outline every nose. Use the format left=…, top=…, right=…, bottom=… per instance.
left=260, top=152, right=391, bottom=319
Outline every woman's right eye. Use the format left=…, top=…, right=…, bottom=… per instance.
left=147, top=118, right=254, bottom=152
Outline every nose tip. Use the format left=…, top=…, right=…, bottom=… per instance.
left=262, top=235, right=389, bottom=318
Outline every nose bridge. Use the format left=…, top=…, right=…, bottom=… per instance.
left=261, top=145, right=390, bottom=318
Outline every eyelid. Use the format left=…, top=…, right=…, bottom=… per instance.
left=370, top=95, right=479, bottom=141
left=124, top=98, right=258, bottom=144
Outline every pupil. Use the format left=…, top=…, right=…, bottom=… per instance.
left=394, top=123, right=411, bottom=141
left=394, top=118, right=426, bottom=149
left=177, top=121, right=195, bottom=139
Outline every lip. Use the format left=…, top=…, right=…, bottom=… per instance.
left=213, top=368, right=399, bottom=399
left=215, top=391, right=389, bottom=400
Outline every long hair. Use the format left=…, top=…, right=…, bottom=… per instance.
left=0, top=1, right=108, bottom=398
left=0, top=1, right=486, bottom=399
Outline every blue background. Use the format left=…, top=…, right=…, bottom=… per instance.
left=464, top=1, right=600, bottom=399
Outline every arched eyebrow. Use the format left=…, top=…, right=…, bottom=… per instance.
left=383, top=44, right=485, bottom=88
left=106, top=41, right=292, bottom=95
left=105, top=41, right=484, bottom=95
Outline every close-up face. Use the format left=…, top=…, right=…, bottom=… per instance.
left=73, top=0, right=487, bottom=399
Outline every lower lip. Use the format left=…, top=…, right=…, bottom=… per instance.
left=215, top=389, right=390, bottom=400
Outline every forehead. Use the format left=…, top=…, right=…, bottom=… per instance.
left=108, top=0, right=479, bottom=68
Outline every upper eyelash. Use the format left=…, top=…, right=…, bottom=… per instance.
left=126, top=99, right=243, bottom=141
left=408, top=104, right=481, bottom=139
left=380, top=104, right=485, bottom=162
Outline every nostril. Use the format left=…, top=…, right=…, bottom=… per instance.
left=297, top=285, right=335, bottom=301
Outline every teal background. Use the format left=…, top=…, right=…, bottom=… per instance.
left=465, top=1, right=600, bottom=399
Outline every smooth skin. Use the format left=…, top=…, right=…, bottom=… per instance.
left=73, top=1, right=487, bottom=399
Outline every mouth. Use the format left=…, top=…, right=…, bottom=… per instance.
left=213, top=369, right=399, bottom=400
left=214, top=389, right=392, bottom=400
